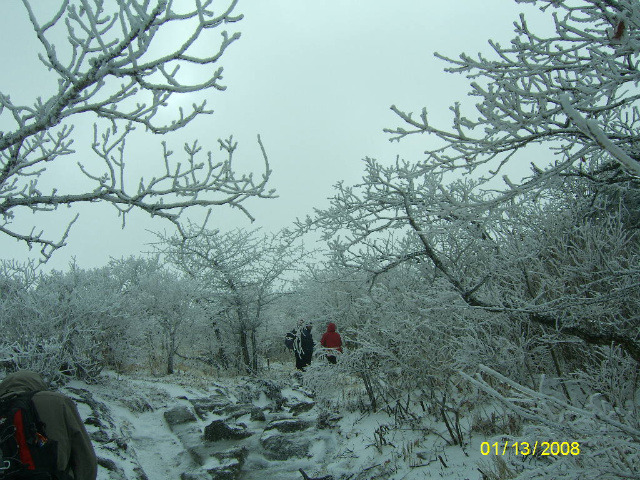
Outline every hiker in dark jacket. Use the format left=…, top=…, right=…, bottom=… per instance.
left=0, top=370, right=98, bottom=480
left=320, top=322, right=343, bottom=364
left=287, top=323, right=314, bottom=371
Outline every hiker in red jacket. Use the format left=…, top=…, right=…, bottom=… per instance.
left=320, top=322, right=342, bottom=364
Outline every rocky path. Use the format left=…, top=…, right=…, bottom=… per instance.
left=127, top=408, right=191, bottom=479
left=162, top=378, right=337, bottom=479
left=66, top=372, right=340, bottom=480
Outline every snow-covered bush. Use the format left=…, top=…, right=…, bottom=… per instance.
left=107, top=256, right=209, bottom=375
left=293, top=260, right=543, bottom=420
left=465, top=365, right=640, bottom=480
left=0, top=261, right=124, bottom=383
left=136, top=269, right=206, bottom=375
left=574, top=345, right=639, bottom=418
left=0, top=256, right=218, bottom=380
left=104, top=256, right=165, bottom=371
left=486, top=177, right=640, bottom=366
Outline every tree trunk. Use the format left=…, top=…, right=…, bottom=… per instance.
left=211, top=322, right=228, bottom=368
left=251, top=328, right=258, bottom=373
left=239, top=328, right=251, bottom=372
left=167, top=352, right=174, bottom=375
left=167, top=332, right=176, bottom=375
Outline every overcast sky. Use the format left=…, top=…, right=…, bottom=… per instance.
left=1, top=1, right=546, bottom=272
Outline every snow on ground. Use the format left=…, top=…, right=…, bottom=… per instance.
left=62, top=365, right=514, bottom=480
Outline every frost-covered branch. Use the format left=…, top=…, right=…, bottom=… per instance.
left=463, top=364, right=640, bottom=479
left=155, top=226, right=306, bottom=373
left=1, top=1, right=274, bottom=261
left=386, top=0, right=640, bottom=197
left=304, top=153, right=640, bottom=363
left=302, top=0, right=640, bottom=363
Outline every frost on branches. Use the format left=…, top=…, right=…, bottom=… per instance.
left=386, top=0, right=640, bottom=186
left=299, top=2, right=639, bottom=478
left=465, top=365, right=640, bottom=480
left=300, top=0, right=640, bottom=361
left=0, top=0, right=274, bottom=262
left=155, top=226, right=306, bottom=374
left=0, top=260, right=123, bottom=383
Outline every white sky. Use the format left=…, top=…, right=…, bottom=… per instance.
left=0, top=0, right=547, bottom=272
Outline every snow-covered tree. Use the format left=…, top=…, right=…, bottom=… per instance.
left=0, top=260, right=124, bottom=382
left=136, top=269, right=204, bottom=375
left=298, top=158, right=502, bottom=315
left=488, top=177, right=640, bottom=363
left=296, top=3, right=640, bottom=476
left=105, top=255, right=208, bottom=375
left=104, top=255, right=165, bottom=371
left=1, top=0, right=274, bottom=262
left=156, top=227, right=305, bottom=373
left=293, top=257, right=539, bottom=414
left=386, top=0, right=640, bottom=192
left=301, top=0, right=640, bottom=364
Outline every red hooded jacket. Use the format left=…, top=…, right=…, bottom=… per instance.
left=320, top=323, right=342, bottom=353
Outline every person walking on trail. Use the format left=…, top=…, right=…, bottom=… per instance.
left=285, top=323, right=314, bottom=371
left=320, top=322, right=343, bottom=364
left=0, top=370, right=98, bottom=480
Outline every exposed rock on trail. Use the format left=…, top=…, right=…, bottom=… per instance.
left=67, top=372, right=337, bottom=480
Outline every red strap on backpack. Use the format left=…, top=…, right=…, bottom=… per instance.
left=13, top=409, right=36, bottom=470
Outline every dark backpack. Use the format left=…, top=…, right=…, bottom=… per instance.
left=0, top=391, right=59, bottom=479
left=284, top=332, right=295, bottom=350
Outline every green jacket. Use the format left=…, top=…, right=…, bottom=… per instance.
left=0, top=370, right=98, bottom=480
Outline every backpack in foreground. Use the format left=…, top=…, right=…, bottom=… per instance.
left=0, top=392, right=58, bottom=479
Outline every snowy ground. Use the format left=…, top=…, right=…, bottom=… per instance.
left=61, top=365, right=507, bottom=480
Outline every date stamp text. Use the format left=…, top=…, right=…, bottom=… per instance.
left=480, top=441, right=580, bottom=456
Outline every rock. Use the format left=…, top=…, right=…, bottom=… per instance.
left=206, top=465, right=240, bottom=480
left=180, top=473, right=211, bottom=480
left=101, top=438, right=128, bottom=453
left=250, top=407, right=266, bottom=422
left=164, top=406, right=197, bottom=428
left=122, top=396, right=153, bottom=413
left=260, top=433, right=311, bottom=460
left=187, top=442, right=246, bottom=468
left=190, top=396, right=231, bottom=419
left=133, top=466, right=149, bottom=480
left=291, top=385, right=315, bottom=399
left=214, top=446, right=248, bottom=464
left=259, top=379, right=285, bottom=402
left=289, top=401, right=315, bottom=415
left=221, top=403, right=254, bottom=420
left=97, top=456, right=128, bottom=480
left=90, top=430, right=110, bottom=444
left=174, top=418, right=246, bottom=466
left=316, top=411, right=342, bottom=429
left=176, top=426, right=215, bottom=465
left=203, top=420, right=253, bottom=442
left=204, top=447, right=247, bottom=480
left=237, top=379, right=285, bottom=411
left=85, top=416, right=106, bottom=428
left=189, top=398, right=257, bottom=421
left=264, top=418, right=311, bottom=433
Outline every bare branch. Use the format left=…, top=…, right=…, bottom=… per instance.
left=1, top=1, right=274, bottom=261
left=386, top=0, right=640, bottom=192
